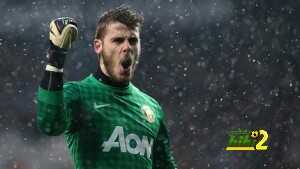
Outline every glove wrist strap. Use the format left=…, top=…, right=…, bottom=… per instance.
left=45, top=64, right=63, bottom=72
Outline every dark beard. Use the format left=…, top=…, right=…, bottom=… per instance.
left=99, top=52, right=115, bottom=80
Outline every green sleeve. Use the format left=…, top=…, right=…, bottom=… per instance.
left=153, top=119, right=177, bottom=169
left=37, top=82, right=80, bottom=136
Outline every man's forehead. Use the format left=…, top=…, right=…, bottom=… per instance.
left=105, top=22, right=140, bottom=37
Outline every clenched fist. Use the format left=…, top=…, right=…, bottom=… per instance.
left=49, top=17, right=78, bottom=49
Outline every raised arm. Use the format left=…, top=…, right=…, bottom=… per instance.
left=37, top=17, right=78, bottom=136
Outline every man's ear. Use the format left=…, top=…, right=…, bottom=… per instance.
left=94, top=39, right=102, bottom=55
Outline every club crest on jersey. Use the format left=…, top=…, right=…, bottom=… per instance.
left=141, top=105, right=155, bottom=123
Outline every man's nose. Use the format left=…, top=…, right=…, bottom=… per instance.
left=122, top=40, right=132, bottom=53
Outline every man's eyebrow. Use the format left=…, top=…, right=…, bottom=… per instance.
left=129, top=35, right=138, bottom=38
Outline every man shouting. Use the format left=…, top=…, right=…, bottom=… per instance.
left=37, top=5, right=177, bottom=169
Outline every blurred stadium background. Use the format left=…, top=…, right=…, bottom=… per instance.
left=0, top=0, right=299, bottom=168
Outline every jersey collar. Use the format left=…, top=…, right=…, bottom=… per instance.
left=93, top=66, right=129, bottom=88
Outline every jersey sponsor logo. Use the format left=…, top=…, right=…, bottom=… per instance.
left=94, top=102, right=111, bottom=110
left=141, top=105, right=155, bottom=123
left=102, top=126, right=153, bottom=159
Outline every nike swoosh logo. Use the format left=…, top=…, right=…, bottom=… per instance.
left=94, top=102, right=111, bottom=109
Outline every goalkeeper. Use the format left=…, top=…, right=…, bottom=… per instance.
left=37, top=6, right=177, bottom=169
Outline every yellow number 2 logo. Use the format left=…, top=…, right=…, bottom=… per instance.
left=252, top=129, right=269, bottom=151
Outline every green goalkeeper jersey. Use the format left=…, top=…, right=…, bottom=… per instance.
left=37, top=74, right=177, bottom=169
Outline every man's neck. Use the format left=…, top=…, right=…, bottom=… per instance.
left=93, top=66, right=129, bottom=87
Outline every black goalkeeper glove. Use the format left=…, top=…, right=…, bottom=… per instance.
left=46, top=17, right=78, bottom=69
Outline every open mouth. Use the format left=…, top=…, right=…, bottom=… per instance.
left=121, top=58, right=132, bottom=70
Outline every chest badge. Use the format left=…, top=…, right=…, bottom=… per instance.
left=141, top=105, right=155, bottom=123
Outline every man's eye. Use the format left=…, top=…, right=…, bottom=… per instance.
left=113, top=38, right=124, bottom=43
left=129, top=38, right=138, bottom=45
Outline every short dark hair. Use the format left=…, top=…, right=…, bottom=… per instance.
left=95, top=5, right=144, bottom=39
